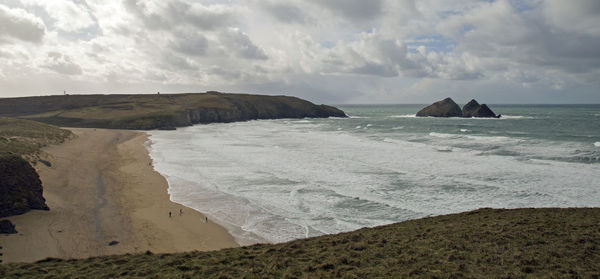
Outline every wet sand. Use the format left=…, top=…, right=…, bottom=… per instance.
left=0, top=128, right=238, bottom=263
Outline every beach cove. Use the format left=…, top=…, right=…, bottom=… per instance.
left=0, top=128, right=238, bottom=263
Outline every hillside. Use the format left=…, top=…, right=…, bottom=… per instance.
left=0, top=117, right=73, bottom=160
left=0, top=118, right=72, bottom=229
left=0, top=92, right=346, bottom=130
left=1, top=208, right=598, bottom=278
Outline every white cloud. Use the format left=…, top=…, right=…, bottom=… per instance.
left=0, top=4, right=45, bottom=43
left=20, top=0, right=95, bottom=33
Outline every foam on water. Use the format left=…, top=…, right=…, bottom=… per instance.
left=148, top=116, right=600, bottom=245
left=496, top=115, right=533, bottom=119
left=389, top=114, right=417, bottom=118
left=595, top=142, right=600, bottom=147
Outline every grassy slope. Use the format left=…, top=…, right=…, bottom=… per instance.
left=1, top=208, right=598, bottom=278
left=0, top=117, right=72, bottom=160
left=0, top=92, right=346, bottom=130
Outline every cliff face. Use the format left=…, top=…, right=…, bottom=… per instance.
left=0, top=92, right=347, bottom=130
left=0, top=155, right=49, bottom=218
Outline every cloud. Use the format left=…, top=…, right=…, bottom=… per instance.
left=124, top=0, right=235, bottom=31
left=170, top=29, right=209, bottom=57
left=43, top=52, right=83, bottom=75
left=259, top=2, right=308, bottom=24
left=20, top=0, right=96, bottom=33
left=173, top=2, right=236, bottom=30
left=219, top=28, right=268, bottom=60
left=435, top=0, right=600, bottom=78
left=0, top=4, right=45, bottom=43
left=543, top=0, right=600, bottom=36
left=310, top=0, right=383, bottom=21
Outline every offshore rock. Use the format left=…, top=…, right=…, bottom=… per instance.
left=416, top=98, right=463, bottom=117
left=462, top=99, right=499, bottom=118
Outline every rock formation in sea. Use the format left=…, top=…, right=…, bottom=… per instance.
left=416, top=97, right=463, bottom=117
left=0, top=155, right=49, bottom=218
left=461, top=99, right=499, bottom=118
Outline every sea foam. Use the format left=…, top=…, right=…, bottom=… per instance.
left=148, top=118, right=600, bottom=245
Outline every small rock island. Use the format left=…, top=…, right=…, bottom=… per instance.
left=416, top=97, right=500, bottom=118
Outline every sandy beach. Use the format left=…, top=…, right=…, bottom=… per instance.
left=0, top=128, right=238, bottom=263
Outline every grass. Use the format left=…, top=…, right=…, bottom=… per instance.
left=0, top=92, right=346, bottom=130
left=1, top=208, right=598, bottom=278
left=0, top=117, right=72, bottom=160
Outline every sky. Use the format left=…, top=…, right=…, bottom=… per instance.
left=0, top=0, right=598, bottom=104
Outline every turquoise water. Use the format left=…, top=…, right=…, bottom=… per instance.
left=148, top=105, right=600, bottom=244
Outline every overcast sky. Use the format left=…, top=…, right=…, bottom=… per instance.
left=0, top=0, right=598, bottom=104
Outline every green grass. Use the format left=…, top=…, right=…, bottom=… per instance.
left=0, top=92, right=346, bottom=130
left=0, top=117, right=72, bottom=159
left=1, top=208, right=598, bottom=278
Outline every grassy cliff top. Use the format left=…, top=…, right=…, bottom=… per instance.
left=0, top=117, right=72, bottom=159
left=1, top=208, right=598, bottom=278
left=0, top=92, right=346, bottom=130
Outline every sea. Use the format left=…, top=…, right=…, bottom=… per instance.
left=147, top=104, right=600, bottom=245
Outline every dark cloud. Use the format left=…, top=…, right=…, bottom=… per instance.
left=160, top=51, right=196, bottom=71
left=168, top=2, right=235, bottom=31
left=260, top=2, right=308, bottom=24
left=124, top=0, right=235, bottom=31
left=441, top=1, right=600, bottom=78
left=352, top=63, right=397, bottom=77
left=123, top=0, right=169, bottom=30
left=43, top=52, right=83, bottom=75
left=219, top=29, right=268, bottom=60
left=0, top=4, right=45, bottom=44
left=210, top=66, right=242, bottom=80
left=170, top=30, right=209, bottom=57
left=310, top=0, right=383, bottom=21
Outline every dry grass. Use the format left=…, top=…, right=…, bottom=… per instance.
left=0, top=117, right=72, bottom=160
left=1, top=208, right=598, bottom=278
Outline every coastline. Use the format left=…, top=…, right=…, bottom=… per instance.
left=0, top=128, right=238, bottom=264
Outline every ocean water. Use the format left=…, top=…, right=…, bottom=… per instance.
left=147, top=104, right=600, bottom=245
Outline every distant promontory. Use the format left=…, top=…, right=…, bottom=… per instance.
left=416, top=98, right=500, bottom=118
left=0, top=92, right=347, bottom=130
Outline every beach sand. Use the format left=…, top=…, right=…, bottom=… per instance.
left=0, top=128, right=238, bottom=263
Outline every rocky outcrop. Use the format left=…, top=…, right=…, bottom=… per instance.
left=461, top=99, right=481, bottom=117
left=416, top=98, right=463, bottom=117
left=0, top=155, right=49, bottom=218
left=462, top=99, right=499, bottom=118
left=0, top=219, right=17, bottom=234
left=417, top=98, right=500, bottom=118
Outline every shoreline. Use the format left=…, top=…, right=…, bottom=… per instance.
left=0, top=128, right=238, bottom=264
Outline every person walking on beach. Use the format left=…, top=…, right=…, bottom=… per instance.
left=169, top=211, right=172, bottom=218
left=205, top=216, right=208, bottom=223
left=179, top=209, right=183, bottom=216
